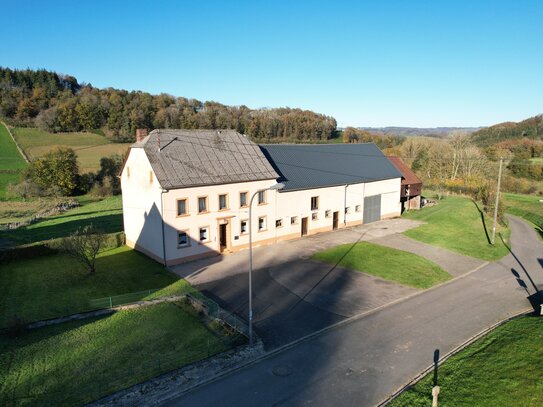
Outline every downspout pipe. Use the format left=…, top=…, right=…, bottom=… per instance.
left=160, top=189, right=168, bottom=267
left=344, top=184, right=348, bottom=226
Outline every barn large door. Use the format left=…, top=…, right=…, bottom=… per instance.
left=363, top=195, right=381, bottom=223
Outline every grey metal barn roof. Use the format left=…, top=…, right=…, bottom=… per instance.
left=260, top=143, right=402, bottom=191
left=135, top=129, right=278, bottom=189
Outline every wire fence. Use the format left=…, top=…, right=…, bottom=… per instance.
left=186, top=292, right=250, bottom=337
left=1, top=290, right=250, bottom=407
left=88, top=288, right=162, bottom=309
left=2, top=312, right=246, bottom=407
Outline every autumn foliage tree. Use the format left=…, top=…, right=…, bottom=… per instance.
left=0, top=67, right=338, bottom=142
left=25, top=147, right=79, bottom=195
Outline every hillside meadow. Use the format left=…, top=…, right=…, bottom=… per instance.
left=11, top=127, right=130, bottom=173
left=0, top=122, right=27, bottom=199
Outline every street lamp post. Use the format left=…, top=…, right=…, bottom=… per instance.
left=248, top=182, right=284, bottom=345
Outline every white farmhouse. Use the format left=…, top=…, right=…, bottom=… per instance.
left=120, top=129, right=402, bottom=265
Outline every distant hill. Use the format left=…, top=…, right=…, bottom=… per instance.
left=358, top=126, right=481, bottom=138
left=470, top=115, right=543, bottom=147
left=0, top=67, right=337, bottom=142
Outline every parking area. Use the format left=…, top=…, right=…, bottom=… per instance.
left=171, top=218, right=482, bottom=349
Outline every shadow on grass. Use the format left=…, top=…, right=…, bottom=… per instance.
left=1, top=313, right=110, bottom=346
left=472, top=200, right=491, bottom=245
left=4, top=213, right=123, bottom=245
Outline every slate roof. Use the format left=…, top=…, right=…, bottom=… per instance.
left=134, top=129, right=278, bottom=189
left=388, top=156, right=423, bottom=186
left=260, top=143, right=402, bottom=191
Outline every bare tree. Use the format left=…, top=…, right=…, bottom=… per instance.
left=60, top=225, right=106, bottom=273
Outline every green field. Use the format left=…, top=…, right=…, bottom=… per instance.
left=11, top=127, right=130, bottom=173
left=529, top=157, right=543, bottom=164
left=0, top=245, right=189, bottom=327
left=0, top=302, right=242, bottom=407
left=0, top=195, right=123, bottom=245
left=504, top=192, right=543, bottom=239
left=389, top=315, right=543, bottom=407
left=0, top=123, right=28, bottom=199
left=403, top=196, right=510, bottom=261
left=312, top=242, right=450, bottom=289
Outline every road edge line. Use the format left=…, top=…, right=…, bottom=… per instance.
left=377, top=307, right=534, bottom=406
left=156, top=259, right=491, bottom=405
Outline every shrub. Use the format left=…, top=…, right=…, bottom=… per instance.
left=59, top=224, right=106, bottom=273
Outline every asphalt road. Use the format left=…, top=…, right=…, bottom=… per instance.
left=163, top=216, right=542, bottom=407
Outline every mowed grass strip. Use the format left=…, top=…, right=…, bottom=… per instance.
left=0, top=195, right=123, bottom=245
left=11, top=127, right=130, bottom=173
left=312, top=242, right=450, bottom=289
left=0, top=123, right=27, bottom=199
left=0, top=246, right=187, bottom=327
left=0, top=302, right=241, bottom=407
left=403, top=196, right=510, bottom=261
left=504, top=192, right=543, bottom=239
left=388, top=315, right=543, bottom=407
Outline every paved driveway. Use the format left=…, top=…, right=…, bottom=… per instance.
left=195, top=260, right=418, bottom=349
left=163, top=216, right=542, bottom=407
left=172, top=217, right=483, bottom=349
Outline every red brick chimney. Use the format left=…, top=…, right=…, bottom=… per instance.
left=136, top=128, right=148, bottom=142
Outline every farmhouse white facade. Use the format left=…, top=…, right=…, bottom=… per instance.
left=121, top=129, right=402, bottom=265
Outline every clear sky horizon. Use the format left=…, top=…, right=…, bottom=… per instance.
left=1, top=0, right=542, bottom=128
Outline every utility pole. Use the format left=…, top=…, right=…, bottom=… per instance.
left=491, top=158, right=503, bottom=245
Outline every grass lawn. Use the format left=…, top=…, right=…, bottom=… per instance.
left=0, top=245, right=191, bottom=327
left=11, top=127, right=130, bottom=173
left=312, top=242, right=450, bottom=289
left=504, top=192, right=543, bottom=239
left=403, top=195, right=510, bottom=261
left=0, top=123, right=27, bottom=199
left=388, top=315, right=543, bottom=407
left=0, top=195, right=122, bottom=245
left=0, top=301, right=243, bottom=407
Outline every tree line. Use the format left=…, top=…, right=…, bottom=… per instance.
left=471, top=115, right=543, bottom=147
left=0, top=67, right=337, bottom=142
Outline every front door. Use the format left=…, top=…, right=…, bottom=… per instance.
left=219, top=223, right=228, bottom=252
left=301, top=217, right=308, bottom=236
left=332, top=211, right=339, bottom=230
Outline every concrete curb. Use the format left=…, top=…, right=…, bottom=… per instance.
left=377, top=307, right=534, bottom=406
left=156, top=259, right=491, bottom=405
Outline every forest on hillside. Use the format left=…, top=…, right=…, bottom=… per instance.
left=471, top=115, right=543, bottom=146
left=0, top=67, right=337, bottom=142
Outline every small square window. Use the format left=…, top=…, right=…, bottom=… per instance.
left=240, top=192, right=248, bottom=207
left=240, top=220, right=248, bottom=234
left=258, top=216, right=266, bottom=231
left=177, top=231, right=190, bottom=247
left=276, top=219, right=283, bottom=228
left=311, top=196, right=319, bottom=210
left=312, top=212, right=318, bottom=221
left=177, top=199, right=187, bottom=216
left=345, top=207, right=351, bottom=214
left=258, top=190, right=266, bottom=205
left=219, top=194, right=228, bottom=210
left=355, top=205, right=361, bottom=212
left=149, top=171, right=153, bottom=184
left=198, top=197, right=208, bottom=213
left=291, top=216, right=298, bottom=225
left=127, top=166, right=130, bottom=177
left=199, top=227, right=209, bottom=242
left=325, top=210, right=331, bottom=218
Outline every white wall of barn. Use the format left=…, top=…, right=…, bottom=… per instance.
left=121, top=147, right=402, bottom=265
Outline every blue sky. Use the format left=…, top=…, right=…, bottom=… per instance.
left=1, top=0, right=542, bottom=127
